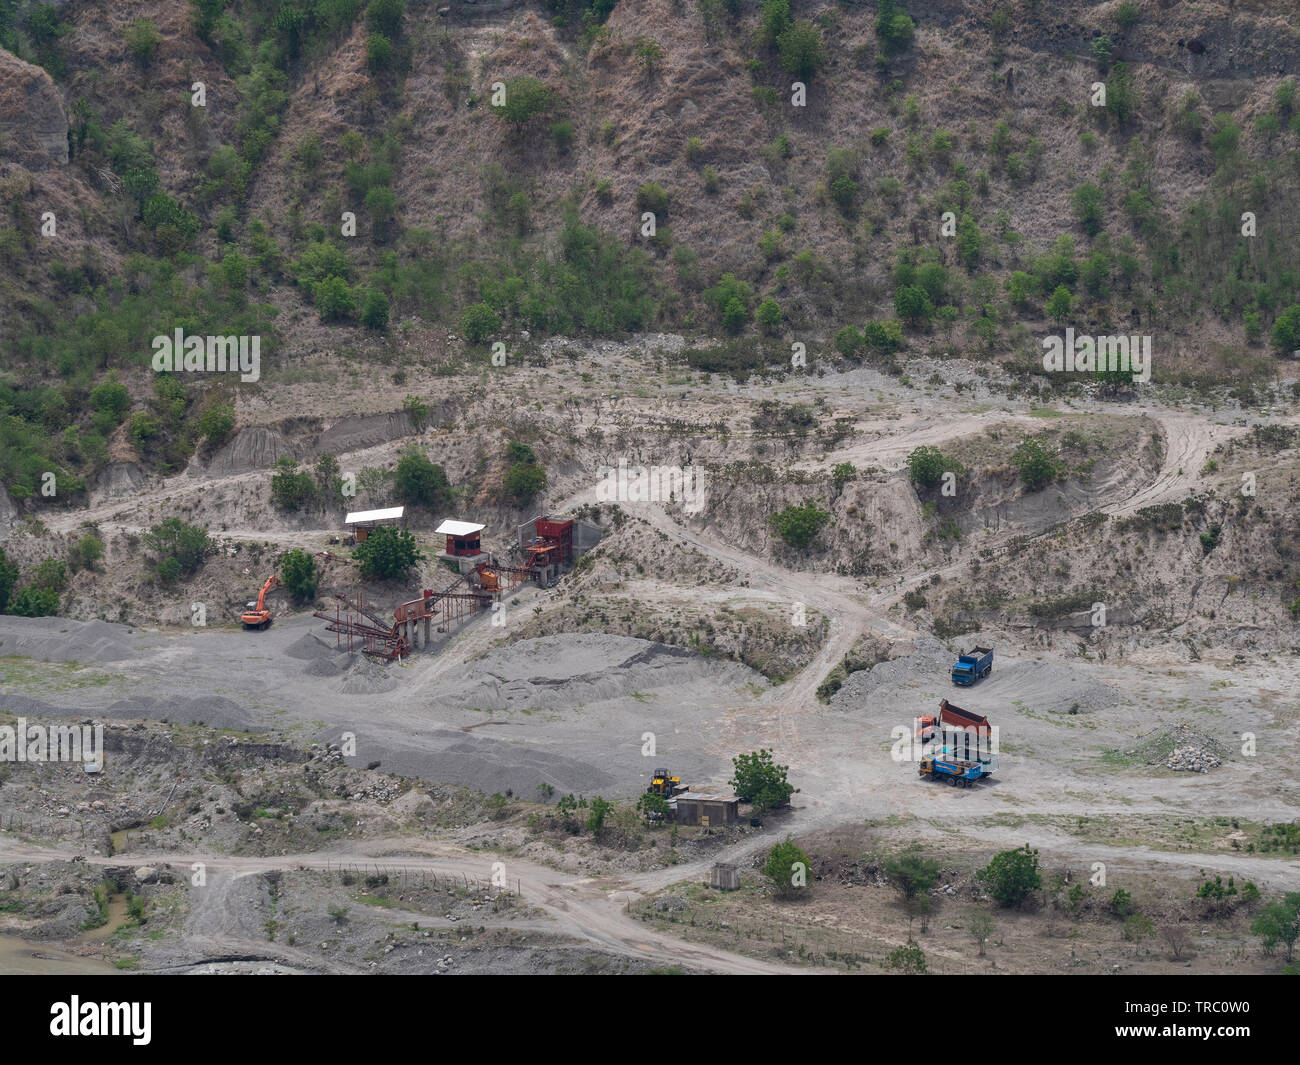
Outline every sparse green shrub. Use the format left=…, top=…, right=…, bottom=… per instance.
left=885, top=940, right=927, bottom=973
left=636, top=181, right=669, bottom=217
left=270, top=457, right=318, bottom=512
left=504, top=462, right=546, bottom=505
left=1012, top=437, right=1064, bottom=491
left=125, top=19, right=161, bottom=67
left=142, top=518, right=212, bottom=582
left=875, top=0, right=914, bottom=57
left=280, top=548, right=320, bottom=604
left=393, top=447, right=450, bottom=508
left=493, top=76, right=554, bottom=130
left=361, top=289, right=390, bottom=331
left=353, top=525, right=423, bottom=581
left=763, top=836, right=810, bottom=898
left=906, top=445, right=947, bottom=488
left=978, top=844, right=1041, bottom=908
left=777, top=19, right=825, bottom=81
left=460, top=302, right=500, bottom=344
left=769, top=501, right=831, bottom=548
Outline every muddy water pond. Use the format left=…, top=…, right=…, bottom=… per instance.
left=0, top=935, right=117, bottom=974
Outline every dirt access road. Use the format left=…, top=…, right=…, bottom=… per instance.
left=0, top=837, right=816, bottom=975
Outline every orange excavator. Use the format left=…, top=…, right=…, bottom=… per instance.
left=241, top=576, right=280, bottom=630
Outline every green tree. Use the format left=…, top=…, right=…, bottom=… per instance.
left=777, top=19, right=825, bottom=81
left=293, top=241, right=350, bottom=285
left=270, top=457, right=318, bottom=512
left=367, top=0, right=405, bottom=36
left=831, top=462, right=856, bottom=489
left=829, top=173, right=858, bottom=215
left=460, top=302, right=500, bottom=344
left=1012, top=437, right=1064, bottom=491
left=393, top=447, right=449, bottom=508
left=729, top=748, right=796, bottom=812
left=504, top=462, right=546, bottom=505
left=125, top=19, right=160, bottom=67
left=875, top=0, right=915, bottom=57
left=758, top=0, right=792, bottom=49
left=634, top=37, right=662, bottom=76
left=142, top=518, right=212, bottom=582
left=756, top=297, right=781, bottom=334
left=636, top=181, right=670, bottom=216
left=198, top=402, right=236, bottom=448
left=721, top=297, right=748, bottom=335
left=978, top=844, right=1042, bottom=908
left=885, top=939, right=927, bottom=973
left=361, top=289, right=390, bottom=331
left=1045, top=284, right=1072, bottom=323
left=8, top=586, right=58, bottom=617
left=906, top=445, right=946, bottom=488
left=1105, top=63, right=1140, bottom=124
left=1006, top=271, right=1034, bottom=309
left=1271, top=305, right=1300, bottom=353
left=1209, top=113, right=1241, bottom=164
left=894, top=284, right=933, bottom=325
left=32, top=557, right=66, bottom=592
left=280, top=548, right=320, bottom=604
left=1123, top=912, right=1154, bottom=943
left=586, top=796, right=614, bottom=837
left=353, top=525, right=424, bottom=581
left=314, top=275, right=357, bottom=321
left=836, top=326, right=865, bottom=357
left=90, top=378, right=130, bottom=433
left=769, top=501, right=831, bottom=548
left=1070, top=183, right=1104, bottom=237
left=637, top=792, right=670, bottom=821
left=494, top=76, right=554, bottom=130
left=1251, top=893, right=1300, bottom=963
left=763, top=836, right=810, bottom=899
left=884, top=848, right=942, bottom=903
left=969, top=912, right=994, bottom=956
left=365, top=33, right=394, bottom=72
left=71, top=535, right=105, bottom=573
left=863, top=319, right=903, bottom=352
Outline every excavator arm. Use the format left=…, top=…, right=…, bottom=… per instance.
left=242, top=576, right=280, bottom=629
left=255, top=575, right=279, bottom=611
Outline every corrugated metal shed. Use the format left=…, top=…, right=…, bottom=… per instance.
left=435, top=519, right=486, bottom=536
left=344, top=506, right=405, bottom=525
left=674, top=792, right=739, bottom=826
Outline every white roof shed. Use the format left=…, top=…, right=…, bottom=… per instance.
left=344, top=506, right=406, bottom=525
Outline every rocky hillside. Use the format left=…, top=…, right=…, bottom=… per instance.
left=2, top=0, right=1300, bottom=504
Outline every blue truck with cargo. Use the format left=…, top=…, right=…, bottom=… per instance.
left=917, top=699, right=998, bottom=787
left=951, top=645, right=993, bottom=686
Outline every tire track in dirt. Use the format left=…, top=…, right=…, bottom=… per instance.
left=0, top=838, right=816, bottom=975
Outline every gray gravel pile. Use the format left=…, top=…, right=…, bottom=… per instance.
left=1124, top=722, right=1224, bottom=773
left=337, top=657, right=400, bottom=695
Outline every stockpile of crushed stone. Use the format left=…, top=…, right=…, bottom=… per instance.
left=284, top=632, right=338, bottom=661
left=1121, top=722, right=1224, bottom=773
left=305, top=651, right=357, bottom=677
left=337, top=657, right=399, bottom=695
left=0, top=617, right=136, bottom=664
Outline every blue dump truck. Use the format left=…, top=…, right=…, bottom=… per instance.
left=951, top=645, right=993, bottom=686
left=918, top=699, right=998, bottom=787
left=919, top=749, right=997, bottom=787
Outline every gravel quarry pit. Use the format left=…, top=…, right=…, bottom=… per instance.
left=0, top=618, right=765, bottom=801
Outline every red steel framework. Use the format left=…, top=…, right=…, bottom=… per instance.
left=314, top=592, right=411, bottom=662
left=315, top=560, right=534, bottom=660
